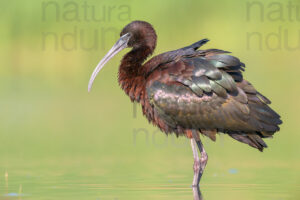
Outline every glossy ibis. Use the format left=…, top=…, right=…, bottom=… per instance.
left=88, top=21, right=282, bottom=186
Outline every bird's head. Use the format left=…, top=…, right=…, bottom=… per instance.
left=88, top=20, right=156, bottom=92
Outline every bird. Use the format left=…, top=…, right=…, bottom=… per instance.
left=88, top=20, right=282, bottom=187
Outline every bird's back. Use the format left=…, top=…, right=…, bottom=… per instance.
left=141, top=40, right=282, bottom=151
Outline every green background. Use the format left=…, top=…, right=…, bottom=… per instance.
left=0, top=0, right=299, bottom=199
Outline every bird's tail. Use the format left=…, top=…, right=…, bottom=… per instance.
left=228, top=133, right=267, bottom=152
left=228, top=81, right=282, bottom=152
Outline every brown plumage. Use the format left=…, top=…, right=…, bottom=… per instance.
left=88, top=20, right=282, bottom=187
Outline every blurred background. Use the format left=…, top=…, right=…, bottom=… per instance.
left=0, top=0, right=299, bottom=199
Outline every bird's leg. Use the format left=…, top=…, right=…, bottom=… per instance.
left=190, top=131, right=208, bottom=187
left=191, top=138, right=200, bottom=186
left=196, top=138, right=208, bottom=184
left=192, top=186, right=203, bottom=200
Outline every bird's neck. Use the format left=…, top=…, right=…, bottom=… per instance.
left=118, top=46, right=153, bottom=102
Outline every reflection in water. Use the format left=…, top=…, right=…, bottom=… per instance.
left=193, top=187, right=203, bottom=200
left=2, top=167, right=298, bottom=200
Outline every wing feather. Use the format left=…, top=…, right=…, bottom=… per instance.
left=146, top=56, right=281, bottom=134
left=144, top=46, right=282, bottom=151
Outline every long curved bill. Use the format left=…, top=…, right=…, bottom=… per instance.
left=88, top=33, right=131, bottom=92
